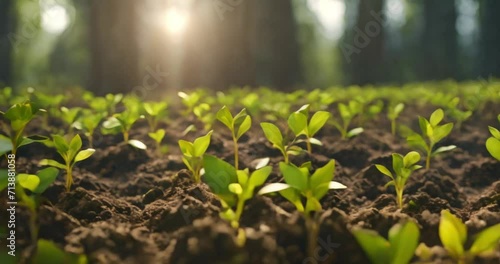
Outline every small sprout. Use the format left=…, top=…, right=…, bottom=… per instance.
left=330, top=100, right=364, bottom=139
left=446, top=97, right=472, bottom=129
left=194, top=103, right=215, bottom=131
left=178, top=91, right=201, bottom=116
left=148, top=129, right=167, bottom=155
left=260, top=122, right=301, bottom=163
left=407, top=108, right=456, bottom=169
left=388, top=103, right=405, bottom=136
left=486, top=114, right=500, bottom=161
left=287, top=104, right=330, bottom=154
left=72, top=110, right=106, bottom=147
left=203, top=155, right=272, bottom=246
left=143, top=101, right=168, bottom=131
left=178, top=130, right=212, bottom=183
left=352, top=221, right=420, bottom=264
left=102, top=110, right=146, bottom=149
left=375, top=151, right=422, bottom=209
left=39, top=134, right=95, bottom=191
left=83, top=92, right=123, bottom=115
left=60, top=106, right=82, bottom=133
left=216, top=106, right=251, bottom=169
left=439, top=209, right=500, bottom=263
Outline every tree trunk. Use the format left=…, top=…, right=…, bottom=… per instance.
left=0, top=0, right=14, bottom=87
left=479, top=0, right=500, bottom=77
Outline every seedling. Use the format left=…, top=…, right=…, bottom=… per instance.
left=60, top=106, right=82, bottom=134
left=39, top=134, right=95, bottom=191
left=352, top=221, right=420, bottom=264
left=438, top=210, right=500, bottom=264
left=445, top=97, right=472, bottom=129
left=486, top=114, right=500, bottom=161
left=194, top=103, right=215, bottom=131
left=178, top=130, right=212, bottom=183
left=143, top=101, right=168, bottom=131
left=203, top=155, right=272, bottom=245
left=260, top=122, right=302, bottom=163
left=388, top=103, right=405, bottom=136
left=0, top=167, right=59, bottom=243
left=83, top=92, right=123, bottom=115
left=216, top=106, right=251, bottom=169
left=375, top=151, right=422, bottom=209
left=72, top=110, right=106, bottom=147
left=148, top=129, right=167, bottom=155
left=259, top=160, right=346, bottom=258
left=330, top=101, right=364, bottom=139
left=0, top=101, right=45, bottom=156
left=178, top=91, right=202, bottom=116
left=102, top=110, right=147, bottom=149
left=406, top=108, right=456, bottom=169
left=287, top=104, right=330, bottom=154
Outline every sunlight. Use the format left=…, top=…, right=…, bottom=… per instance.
left=164, top=8, right=189, bottom=35
left=41, top=4, right=70, bottom=35
left=307, top=0, right=346, bottom=40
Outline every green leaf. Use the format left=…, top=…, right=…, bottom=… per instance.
left=310, top=160, right=335, bottom=193
left=237, top=169, right=249, bottom=187
left=69, top=135, right=83, bottom=155
left=148, top=129, right=166, bottom=143
left=249, top=166, right=272, bottom=188
left=0, top=170, right=8, bottom=192
left=258, top=182, right=290, bottom=195
left=308, top=111, right=330, bottom=137
left=439, top=210, right=466, bottom=259
left=403, top=151, right=421, bottom=168
left=375, top=165, right=393, bottom=179
left=128, top=140, right=147, bottom=150
left=305, top=196, right=322, bottom=213
left=486, top=137, right=500, bottom=161
left=432, top=123, right=453, bottom=143
left=279, top=162, right=308, bottom=192
left=392, top=153, right=404, bottom=176
left=279, top=187, right=304, bottom=212
left=74, top=149, right=95, bottom=162
left=216, top=106, right=233, bottom=129
left=431, top=145, right=456, bottom=157
left=34, top=167, right=59, bottom=194
left=228, top=183, right=243, bottom=195
left=418, top=116, right=429, bottom=136
left=52, top=135, right=68, bottom=153
left=347, top=127, right=364, bottom=138
left=488, top=126, right=500, bottom=140
left=178, top=140, right=194, bottom=157
left=193, top=130, right=213, bottom=157
left=469, top=223, right=500, bottom=256
left=430, top=109, right=444, bottom=126
left=236, top=115, right=251, bottom=139
left=203, top=155, right=237, bottom=197
left=352, top=228, right=391, bottom=264
left=17, top=174, right=40, bottom=192
left=406, top=133, right=429, bottom=153
left=33, top=239, right=88, bottom=264
left=383, top=180, right=395, bottom=189
left=288, top=112, right=308, bottom=136
left=0, top=134, right=12, bottom=155
left=261, top=122, right=283, bottom=147
left=39, top=159, right=66, bottom=170
left=388, top=221, right=420, bottom=264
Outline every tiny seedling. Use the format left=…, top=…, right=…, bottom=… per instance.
left=407, top=108, right=456, bottom=169
left=178, top=91, right=202, bottom=116
left=194, top=103, right=215, bottom=131
left=287, top=104, right=330, bottom=154
left=216, top=106, right=251, bottom=169
left=259, top=160, right=346, bottom=258
left=84, top=92, right=123, bottom=115
left=260, top=122, right=295, bottom=163
left=148, top=129, right=167, bottom=155
left=143, top=101, right=168, bottom=131
left=388, top=103, right=405, bottom=136
left=330, top=101, right=364, bottom=139
left=375, top=151, right=422, bottom=209
left=60, top=106, right=82, bottom=134
left=72, top=110, right=106, bottom=147
left=445, top=97, right=472, bottom=129
left=438, top=210, right=500, bottom=264
left=102, top=110, right=147, bottom=149
left=352, top=221, right=420, bottom=264
left=39, top=134, right=95, bottom=191
left=178, top=130, right=212, bottom=183
left=203, top=155, right=272, bottom=245
left=486, top=114, right=500, bottom=161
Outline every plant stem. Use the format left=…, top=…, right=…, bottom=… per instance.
left=391, top=120, right=396, bottom=135
left=306, top=137, right=312, bottom=154
left=396, top=188, right=404, bottom=209
left=65, top=166, right=72, bottom=192
left=233, top=137, right=239, bottom=170
left=306, top=215, right=320, bottom=259
left=29, top=209, right=38, bottom=243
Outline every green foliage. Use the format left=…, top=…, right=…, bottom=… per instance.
left=330, top=101, right=364, bottom=139
left=83, top=93, right=123, bottom=115
left=194, top=103, right=215, bottom=131
left=375, top=151, right=422, bottom=209
left=143, top=101, right=168, bottom=131
left=39, top=134, right=95, bottom=191
left=72, top=110, right=106, bottom=147
left=439, top=210, right=500, bottom=263
left=260, top=122, right=301, bottom=164
left=388, top=103, right=405, bottom=135
left=216, top=106, right=252, bottom=169
left=352, top=221, right=420, bottom=264
left=148, top=129, right=167, bottom=155
left=486, top=114, right=500, bottom=161
left=287, top=104, right=330, bottom=153
left=178, top=91, right=202, bottom=115
left=33, top=239, right=87, bottom=264
left=178, top=131, right=212, bottom=183
left=407, top=108, right=456, bottom=169
left=60, top=106, right=82, bottom=133
left=102, top=110, right=146, bottom=149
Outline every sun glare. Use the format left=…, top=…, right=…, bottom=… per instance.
left=41, top=4, right=70, bottom=35
left=165, top=8, right=189, bottom=35
left=307, top=0, right=346, bottom=40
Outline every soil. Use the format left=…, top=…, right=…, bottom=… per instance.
left=1, top=103, right=499, bottom=264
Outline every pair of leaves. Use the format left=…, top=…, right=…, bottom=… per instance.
left=149, top=129, right=166, bottom=144
left=375, top=151, right=422, bottom=182
left=178, top=130, right=212, bottom=158
left=216, top=106, right=251, bottom=140
left=352, top=221, right=420, bottom=264
left=143, top=101, right=168, bottom=116
left=40, top=134, right=95, bottom=169
left=287, top=104, right=330, bottom=138
left=388, top=103, right=405, bottom=120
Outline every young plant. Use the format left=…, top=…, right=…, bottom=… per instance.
left=143, top=101, right=168, bottom=131
left=375, top=151, right=422, bottom=209
left=259, top=160, right=346, bottom=258
left=178, top=91, right=202, bottom=116
left=260, top=122, right=296, bottom=164
left=194, top=103, right=215, bottom=131
left=330, top=101, right=364, bottom=139
left=148, top=129, right=167, bottom=155
left=39, top=134, right=95, bottom=191
left=203, top=155, right=272, bottom=245
left=60, top=106, right=82, bottom=134
left=0, top=101, right=45, bottom=156
left=216, top=106, right=251, bottom=169
left=406, top=108, right=456, bottom=169
left=438, top=209, right=500, bottom=264
left=352, top=221, right=420, bottom=264
left=486, top=114, right=500, bottom=161
left=84, top=92, right=123, bottom=115
left=102, top=110, right=146, bottom=149
left=388, top=103, right=405, bottom=136
left=287, top=104, right=330, bottom=154
left=178, top=130, right=212, bottom=183
left=72, top=110, right=106, bottom=147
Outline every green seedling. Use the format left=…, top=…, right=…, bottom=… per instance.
left=260, top=122, right=302, bottom=163
left=0, top=101, right=45, bottom=156
left=259, top=160, right=346, bottom=258
left=352, top=221, right=420, bottom=264
left=330, top=101, right=364, bottom=139
left=375, top=151, right=422, bottom=209
left=39, top=134, right=95, bottom=191
left=203, top=155, right=272, bottom=246
left=388, top=103, right=405, bottom=136
left=194, top=103, right=215, bottom=131
left=0, top=167, right=59, bottom=243
left=486, top=114, right=500, bottom=161
left=72, top=110, right=106, bottom=147
left=148, top=129, right=167, bottom=155
left=83, top=92, right=123, bottom=115
left=216, top=106, right=251, bottom=169
left=178, top=91, right=202, bottom=116
left=407, top=108, right=456, bottom=169
left=102, top=110, right=146, bottom=149
left=438, top=210, right=500, bottom=264
left=178, top=130, right=212, bottom=183
left=143, top=101, right=168, bottom=131
left=60, top=106, right=82, bottom=133
left=445, top=97, right=472, bottom=129
left=287, top=104, right=330, bottom=154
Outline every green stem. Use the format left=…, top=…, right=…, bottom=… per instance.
left=426, top=143, right=433, bottom=170
left=396, top=188, right=404, bottom=209
left=306, top=137, right=312, bottom=154
left=233, top=136, right=239, bottom=170
left=123, top=131, right=129, bottom=142
left=391, top=120, right=396, bottom=135
left=65, top=165, right=73, bottom=192
left=306, top=215, right=320, bottom=259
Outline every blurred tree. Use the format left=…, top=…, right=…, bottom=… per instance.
left=420, top=0, right=457, bottom=80
left=479, top=0, right=500, bottom=77
left=0, top=0, right=15, bottom=87
left=89, top=0, right=140, bottom=95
